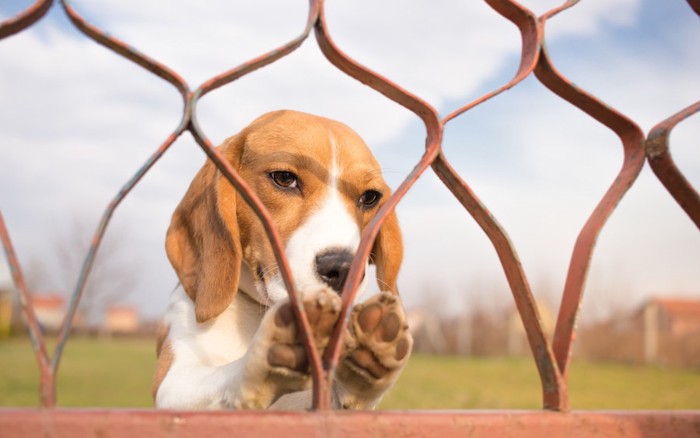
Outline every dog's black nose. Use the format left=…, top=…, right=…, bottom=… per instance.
left=315, top=249, right=354, bottom=294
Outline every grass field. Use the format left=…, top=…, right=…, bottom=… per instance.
left=1, top=337, right=699, bottom=409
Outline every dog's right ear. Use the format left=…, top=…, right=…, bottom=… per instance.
left=165, top=135, right=245, bottom=323
left=371, top=209, right=403, bottom=294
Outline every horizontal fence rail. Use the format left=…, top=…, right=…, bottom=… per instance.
left=1, top=0, right=699, bottom=435
left=2, top=410, right=700, bottom=438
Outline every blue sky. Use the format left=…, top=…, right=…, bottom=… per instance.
left=1, top=0, right=698, bottom=322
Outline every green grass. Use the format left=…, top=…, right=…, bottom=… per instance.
left=1, top=337, right=698, bottom=409
left=0, top=337, right=155, bottom=408
left=381, top=354, right=700, bottom=410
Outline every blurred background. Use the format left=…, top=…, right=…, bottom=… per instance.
left=1, top=0, right=698, bottom=409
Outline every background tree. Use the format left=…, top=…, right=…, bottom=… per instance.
left=20, top=217, right=143, bottom=328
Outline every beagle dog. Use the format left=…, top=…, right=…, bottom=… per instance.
left=153, top=110, right=412, bottom=410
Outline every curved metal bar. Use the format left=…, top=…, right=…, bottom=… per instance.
left=197, top=0, right=319, bottom=98
left=60, top=0, right=189, bottom=97
left=51, top=128, right=187, bottom=374
left=314, top=1, right=439, bottom=128
left=0, top=0, right=53, bottom=40
left=540, top=0, right=580, bottom=21
left=188, top=0, right=326, bottom=409
left=185, top=116, right=330, bottom=407
left=431, top=154, right=567, bottom=410
left=53, top=0, right=328, bottom=407
left=0, top=0, right=57, bottom=411
left=314, top=0, right=443, bottom=410
left=437, top=0, right=568, bottom=411
left=0, top=212, right=54, bottom=407
left=48, top=1, right=192, bottom=388
left=443, top=0, right=541, bottom=123
left=49, top=0, right=328, bottom=409
left=646, top=102, right=700, bottom=227
left=535, top=17, right=646, bottom=384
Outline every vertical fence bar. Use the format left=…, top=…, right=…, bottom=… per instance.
left=535, top=25, right=646, bottom=379
left=314, top=2, right=444, bottom=406
left=0, top=212, right=54, bottom=407
left=52, top=0, right=192, bottom=382
left=438, top=0, right=570, bottom=411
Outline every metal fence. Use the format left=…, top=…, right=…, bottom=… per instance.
left=1, top=0, right=699, bottom=436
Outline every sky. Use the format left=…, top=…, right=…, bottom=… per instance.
left=0, top=0, right=698, bottom=323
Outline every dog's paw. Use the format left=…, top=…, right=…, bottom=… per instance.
left=341, top=291, right=412, bottom=386
left=265, top=287, right=341, bottom=375
left=232, top=288, right=341, bottom=409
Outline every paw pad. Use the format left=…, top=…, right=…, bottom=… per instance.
left=341, top=292, right=412, bottom=382
left=267, top=344, right=308, bottom=371
left=357, top=303, right=402, bottom=343
left=267, top=288, right=341, bottom=374
left=358, top=303, right=383, bottom=332
left=274, top=303, right=294, bottom=328
left=379, top=312, right=401, bottom=342
left=395, top=337, right=410, bottom=361
left=349, top=348, right=389, bottom=379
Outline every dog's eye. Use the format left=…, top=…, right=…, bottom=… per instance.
left=269, top=171, right=298, bottom=189
left=359, top=190, right=381, bottom=208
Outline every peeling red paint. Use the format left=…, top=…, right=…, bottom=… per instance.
left=2, top=410, right=700, bottom=438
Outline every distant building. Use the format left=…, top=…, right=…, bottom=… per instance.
left=642, top=298, right=700, bottom=365
left=103, top=305, right=140, bottom=334
left=31, top=293, right=66, bottom=332
left=580, top=296, right=700, bottom=366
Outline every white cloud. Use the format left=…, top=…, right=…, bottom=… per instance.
left=545, top=0, right=640, bottom=34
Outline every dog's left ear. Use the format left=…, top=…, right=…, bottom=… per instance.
left=371, top=210, right=403, bottom=293
left=166, top=135, right=245, bottom=323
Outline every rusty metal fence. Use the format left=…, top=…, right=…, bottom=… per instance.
left=1, top=0, right=699, bottom=436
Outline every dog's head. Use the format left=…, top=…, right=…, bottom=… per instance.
left=166, top=110, right=403, bottom=323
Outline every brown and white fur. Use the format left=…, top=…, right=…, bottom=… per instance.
left=153, top=110, right=412, bottom=410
